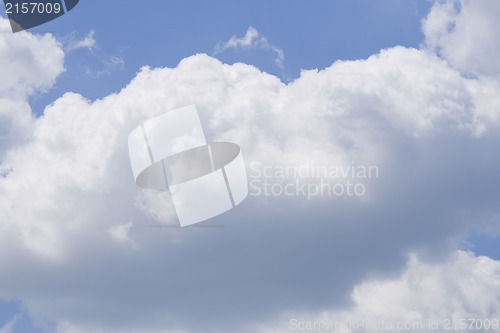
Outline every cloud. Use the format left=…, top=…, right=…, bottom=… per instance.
left=260, top=250, right=500, bottom=332
left=213, top=26, right=285, bottom=68
left=0, top=17, right=64, bottom=160
left=0, top=315, right=18, bottom=333
left=0, top=313, right=19, bottom=333
left=1, top=1, right=500, bottom=332
left=62, top=29, right=124, bottom=78
left=83, top=54, right=124, bottom=79
left=1, top=48, right=499, bottom=332
left=422, top=0, right=500, bottom=76
left=107, top=221, right=137, bottom=249
left=0, top=19, right=64, bottom=98
left=66, top=30, right=96, bottom=52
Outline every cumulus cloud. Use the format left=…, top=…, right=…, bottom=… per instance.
left=0, top=17, right=64, bottom=160
left=422, top=0, right=500, bottom=76
left=261, top=250, right=500, bottom=332
left=0, top=49, right=499, bottom=331
left=0, top=1, right=500, bottom=332
left=213, top=26, right=285, bottom=68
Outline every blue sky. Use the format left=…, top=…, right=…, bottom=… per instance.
left=1, top=1, right=500, bottom=332
left=1, top=0, right=433, bottom=115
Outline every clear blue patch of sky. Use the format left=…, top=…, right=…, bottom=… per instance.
left=466, top=233, right=500, bottom=260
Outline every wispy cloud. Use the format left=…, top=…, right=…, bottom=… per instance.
left=66, top=29, right=96, bottom=52
left=63, top=29, right=125, bottom=78
left=213, top=26, right=284, bottom=68
left=0, top=314, right=19, bottom=333
left=84, top=54, right=125, bottom=79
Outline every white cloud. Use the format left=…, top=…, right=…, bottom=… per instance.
left=260, top=250, right=500, bottom=332
left=135, top=190, right=178, bottom=225
left=66, top=30, right=96, bottom=52
left=0, top=19, right=64, bottom=98
left=213, top=26, right=285, bottom=68
left=1, top=47, right=499, bottom=331
left=1, top=1, right=500, bottom=332
left=107, top=221, right=137, bottom=249
left=422, top=0, right=500, bottom=76
left=0, top=17, right=64, bottom=160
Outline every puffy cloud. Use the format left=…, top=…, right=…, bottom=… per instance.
left=1, top=1, right=500, bottom=332
left=422, top=0, right=500, bottom=76
left=0, top=19, right=64, bottom=98
left=260, top=250, right=500, bottom=332
left=0, top=48, right=499, bottom=332
left=0, top=18, right=64, bottom=158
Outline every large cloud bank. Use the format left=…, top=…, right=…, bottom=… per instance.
left=1, top=0, right=500, bottom=332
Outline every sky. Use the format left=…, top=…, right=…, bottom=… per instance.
left=20, top=0, right=433, bottom=115
left=1, top=0, right=500, bottom=332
